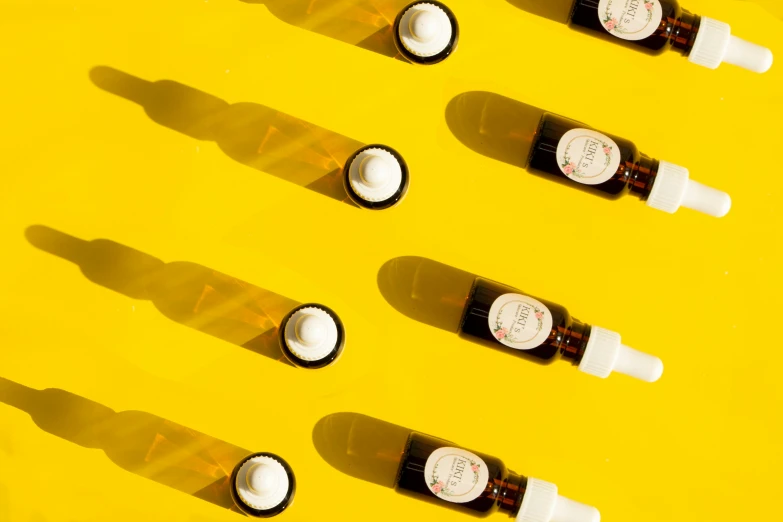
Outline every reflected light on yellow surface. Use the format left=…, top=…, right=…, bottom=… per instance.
left=241, top=0, right=413, bottom=58
left=90, top=66, right=361, bottom=205
left=377, top=256, right=476, bottom=333
left=312, top=412, right=411, bottom=488
left=0, top=377, right=251, bottom=512
left=25, top=225, right=299, bottom=365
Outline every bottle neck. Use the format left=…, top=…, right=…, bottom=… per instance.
left=628, top=153, right=659, bottom=199
left=558, top=319, right=591, bottom=364
left=669, top=10, right=702, bottom=55
left=498, top=470, right=527, bottom=517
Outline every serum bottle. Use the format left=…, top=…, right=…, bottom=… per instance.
left=396, top=431, right=599, bottom=522
left=568, top=0, right=773, bottom=72
left=528, top=112, right=731, bottom=217
left=393, top=1, right=459, bottom=64
left=343, top=144, right=410, bottom=210
left=230, top=452, right=296, bottom=517
left=279, top=303, right=346, bottom=368
left=459, top=278, right=663, bottom=382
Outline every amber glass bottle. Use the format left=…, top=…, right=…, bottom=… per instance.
left=393, top=1, right=459, bottom=65
left=395, top=432, right=598, bottom=521
left=230, top=452, right=296, bottom=518
left=567, top=0, right=772, bottom=72
left=526, top=112, right=731, bottom=217
left=459, top=278, right=663, bottom=382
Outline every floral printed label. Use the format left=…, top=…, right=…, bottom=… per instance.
left=556, top=128, right=622, bottom=186
left=488, top=293, right=553, bottom=350
left=598, top=0, right=663, bottom=41
left=424, top=447, right=489, bottom=504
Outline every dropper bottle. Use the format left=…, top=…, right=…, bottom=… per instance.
left=396, top=431, right=599, bottom=522
left=393, top=1, right=460, bottom=64
left=343, top=144, right=410, bottom=209
left=279, top=303, right=346, bottom=368
left=459, top=278, right=663, bottom=382
left=568, top=0, right=773, bottom=73
left=528, top=112, right=731, bottom=217
left=230, top=452, right=296, bottom=517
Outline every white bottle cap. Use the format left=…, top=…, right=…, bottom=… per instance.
left=398, top=3, right=453, bottom=57
left=516, top=478, right=600, bottom=522
left=578, top=327, right=664, bottom=383
left=348, top=147, right=404, bottom=202
left=284, top=306, right=339, bottom=362
left=688, top=17, right=773, bottom=73
left=235, top=456, right=291, bottom=511
left=646, top=161, right=731, bottom=218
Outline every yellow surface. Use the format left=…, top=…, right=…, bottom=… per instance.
left=1, top=1, right=781, bottom=521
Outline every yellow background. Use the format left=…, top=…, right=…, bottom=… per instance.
left=1, top=1, right=781, bottom=521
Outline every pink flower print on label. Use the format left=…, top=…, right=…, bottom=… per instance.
left=535, top=311, right=544, bottom=319
left=645, top=2, right=653, bottom=9
left=432, top=482, right=444, bottom=494
left=605, top=18, right=617, bottom=30
left=603, top=146, right=612, bottom=154
left=495, top=327, right=508, bottom=340
left=471, top=464, right=479, bottom=472
left=563, top=163, right=575, bottom=175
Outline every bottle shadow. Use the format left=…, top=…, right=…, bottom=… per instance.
left=89, top=66, right=361, bottom=206
left=505, top=0, right=575, bottom=23
left=25, top=225, right=298, bottom=366
left=376, top=256, right=476, bottom=333
left=0, top=376, right=250, bottom=513
left=239, top=0, right=412, bottom=60
left=445, top=91, right=545, bottom=171
left=312, top=412, right=411, bottom=488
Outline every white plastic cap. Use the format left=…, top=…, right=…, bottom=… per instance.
left=578, top=327, right=664, bottom=383
left=284, top=306, right=339, bottom=361
left=398, top=3, right=453, bottom=57
left=348, top=147, right=403, bottom=202
left=688, top=17, right=773, bottom=73
left=516, top=478, right=600, bottom=522
left=646, top=161, right=731, bottom=218
left=235, top=456, right=290, bottom=511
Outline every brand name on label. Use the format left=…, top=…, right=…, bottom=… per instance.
left=582, top=138, right=602, bottom=169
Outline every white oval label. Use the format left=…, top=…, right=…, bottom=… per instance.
left=556, top=128, right=621, bottom=185
left=488, top=293, right=553, bottom=350
left=598, top=0, right=663, bottom=41
left=424, top=447, right=489, bottom=504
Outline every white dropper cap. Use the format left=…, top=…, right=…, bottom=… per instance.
left=516, top=478, right=600, bottom=522
left=688, top=17, right=773, bottom=73
left=284, top=306, right=339, bottom=362
left=646, top=161, right=731, bottom=218
left=578, top=327, right=664, bottom=383
left=398, top=3, right=453, bottom=57
left=235, top=456, right=291, bottom=511
left=348, top=147, right=403, bottom=202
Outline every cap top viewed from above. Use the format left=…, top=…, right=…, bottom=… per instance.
left=344, top=145, right=409, bottom=210
left=231, top=453, right=296, bottom=517
left=280, top=304, right=345, bottom=369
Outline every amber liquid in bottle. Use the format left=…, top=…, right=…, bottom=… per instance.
left=527, top=113, right=658, bottom=201
left=458, top=278, right=590, bottom=366
left=568, top=0, right=700, bottom=55
left=395, top=432, right=526, bottom=518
